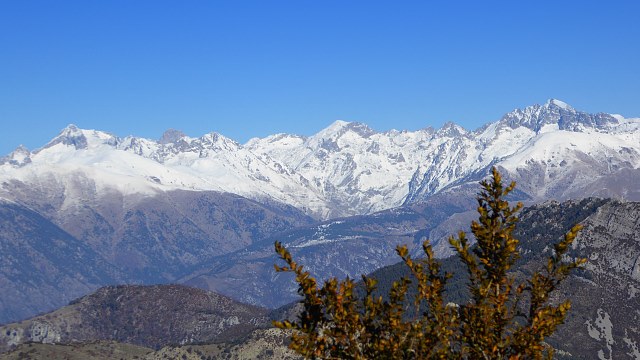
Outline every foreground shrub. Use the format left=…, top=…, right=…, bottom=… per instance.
left=274, top=168, right=584, bottom=359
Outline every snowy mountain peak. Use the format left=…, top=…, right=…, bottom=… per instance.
left=326, top=119, right=350, bottom=130
left=41, top=124, right=89, bottom=150
left=35, top=124, right=120, bottom=153
left=12, top=144, right=29, bottom=154
left=117, top=131, right=243, bottom=162
left=0, top=145, right=31, bottom=167
left=62, top=123, right=82, bottom=134
left=199, top=131, right=229, bottom=142
left=436, top=121, right=467, bottom=137
left=498, top=99, right=620, bottom=133
left=197, top=132, right=241, bottom=152
left=313, top=120, right=351, bottom=139
left=546, top=98, right=574, bottom=111
left=347, top=122, right=376, bottom=137
left=315, top=120, right=376, bottom=139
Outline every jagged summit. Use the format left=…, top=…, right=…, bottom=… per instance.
left=312, top=120, right=376, bottom=139
left=498, top=99, right=620, bottom=133
left=34, top=124, right=122, bottom=154
left=545, top=98, right=574, bottom=111
left=344, top=122, right=376, bottom=137
left=13, top=144, right=30, bottom=153
left=158, top=128, right=187, bottom=144
left=197, top=131, right=242, bottom=152
left=436, top=121, right=467, bottom=137
left=42, top=123, right=89, bottom=150
left=0, top=145, right=31, bottom=167
left=327, top=119, right=350, bottom=129
left=199, top=131, right=234, bottom=143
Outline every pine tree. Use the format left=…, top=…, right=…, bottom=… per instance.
left=274, top=167, right=585, bottom=359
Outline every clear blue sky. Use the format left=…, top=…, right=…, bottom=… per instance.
left=1, top=1, right=639, bottom=155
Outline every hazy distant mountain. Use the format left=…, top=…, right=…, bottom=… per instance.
left=0, top=200, right=124, bottom=324
left=0, top=191, right=313, bottom=324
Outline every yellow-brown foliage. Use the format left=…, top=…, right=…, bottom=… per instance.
left=274, top=167, right=585, bottom=359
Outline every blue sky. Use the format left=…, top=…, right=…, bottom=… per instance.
left=1, top=1, right=639, bottom=155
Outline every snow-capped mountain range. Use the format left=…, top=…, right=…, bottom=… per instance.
left=1, top=99, right=639, bottom=218
left=0, top=100, right=640, bottom=218
left=1, top=99, right=640, bottom=329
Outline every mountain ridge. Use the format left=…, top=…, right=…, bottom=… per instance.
left=2, top=99, right=639, bottom=218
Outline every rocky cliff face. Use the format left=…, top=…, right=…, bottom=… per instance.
left=545, top=201, right=640, bottom=359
